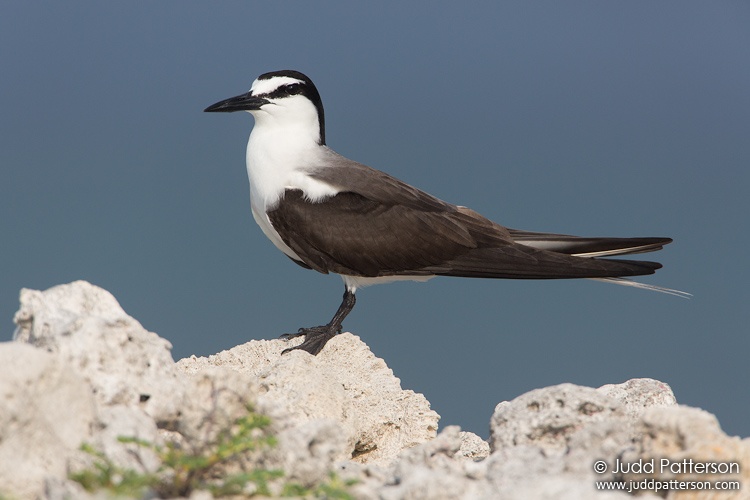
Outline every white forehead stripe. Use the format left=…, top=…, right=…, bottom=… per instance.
left=250, top=76, right=304, bottom=95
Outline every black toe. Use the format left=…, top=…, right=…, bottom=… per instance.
left=281, top=325, right=339, bottom=355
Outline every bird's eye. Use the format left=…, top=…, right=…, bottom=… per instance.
left=286, top=84, right=302, bottom=95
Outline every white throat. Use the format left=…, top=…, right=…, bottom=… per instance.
left=243, top=102, right=339, bottom=262
left=245, top=110, right=322, bottom=211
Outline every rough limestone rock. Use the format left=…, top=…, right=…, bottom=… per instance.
left=490, top=383, right=629, bottom=453
left=13, top=281, right=187, bottom=424
left=174, top=364, right=350, bottom=487
left=1, top=281, right=747, bottom=500
left=373, top=425, right=494, bottom=500
left=343, top=380, right=679, bottom=500
left=480, top=380, right=676, bottom=500
left=597, top=378, right=677, bottom=419
left=622, top=406, right=749, bottom=499
left=2, top=281, right=441, bottom=498
left=0, top=343, right=95, bottom=499
left=176, top=333, right=440, bottom=465
left=458, top=430, right=491, bottom=460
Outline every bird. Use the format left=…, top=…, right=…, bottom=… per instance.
left=204, top=69, right=685, bottom=356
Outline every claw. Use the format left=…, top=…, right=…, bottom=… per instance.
left=281, top=325, right=339, bottom=355
left=279, top=330, right=305, bottom=341
left=277, top=289, right=356, bottom=356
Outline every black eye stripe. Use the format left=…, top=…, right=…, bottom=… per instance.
left=253, top=70, right=327, bottom=145
left=260, top=83, right=305, bottom=100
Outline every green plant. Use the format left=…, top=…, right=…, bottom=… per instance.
left=69, top=442, right=159, bottom=497
left=70, top=404, right=358, bottom=498
left=71, top=406, right=283, bottom=498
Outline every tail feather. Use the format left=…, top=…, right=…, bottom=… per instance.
left=591, top=277, right=692, bottom=298
left=423, top=244, right=663, bottom=280
left=508, top=229, right=671, bottom=258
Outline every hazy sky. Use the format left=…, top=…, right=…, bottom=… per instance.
left=2, top=2, right=748, bottom=438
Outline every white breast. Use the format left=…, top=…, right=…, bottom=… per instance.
left=244, top=113, right=339, bottom=262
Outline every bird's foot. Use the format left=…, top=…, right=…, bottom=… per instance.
left=280, top=324, right=342, bottom=355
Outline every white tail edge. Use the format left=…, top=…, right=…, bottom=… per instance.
left=590, top=277, right=692, bottom=299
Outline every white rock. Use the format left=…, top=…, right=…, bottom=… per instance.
left=0, top=343, right=96, bottom=499
left=3, top=281, right=746, bottom=500
left=377, top=426, right=494, bottom=500
left=458, top=431, right=490, bottom=460
left=274, top=419, right=350, bottom=486
left=489, top=382, right=627, bottom=454
left=13, top=281, right=187, bottom=425
left=176, top=333, right=440, bottom=465
left=482, top=380, right=681, bottom=499
left=625, top=405, right=750, bottom=497
left=596, top=378, right=677, bottom=420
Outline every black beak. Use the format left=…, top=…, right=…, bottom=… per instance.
left=204, top=92, right=270, bottom=113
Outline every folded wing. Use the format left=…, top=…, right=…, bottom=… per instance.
left=267, top=185, right=668, bottom=281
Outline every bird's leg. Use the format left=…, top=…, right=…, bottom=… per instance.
left=280, top=288, right=356, bottom=355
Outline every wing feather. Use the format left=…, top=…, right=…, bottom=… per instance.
left=267, top=188, right=665, bottom=280
left=508, top=228, right=671, bottom=257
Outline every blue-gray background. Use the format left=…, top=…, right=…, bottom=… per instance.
left=2, top=2, right=748, bottom=438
